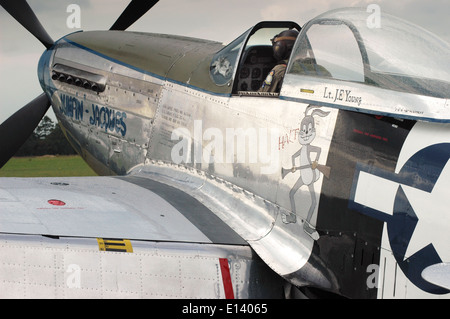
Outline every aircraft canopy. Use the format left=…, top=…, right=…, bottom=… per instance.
left=287, top=8, right=450, bottom=99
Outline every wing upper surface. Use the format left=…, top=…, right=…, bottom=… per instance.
left=0, top=176, right=246, bottom=245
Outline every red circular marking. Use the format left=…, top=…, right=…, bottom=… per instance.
left=48, top=199, right=66, bottom=206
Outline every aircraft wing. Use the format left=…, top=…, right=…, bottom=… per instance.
left=0, top=164, right=321, bottom=298
left=0, top=175, right=246, bottom=245
left=0, top=174, right=298, bottom=299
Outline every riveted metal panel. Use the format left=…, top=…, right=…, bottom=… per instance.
left=0, top=234, right=284, bottom=299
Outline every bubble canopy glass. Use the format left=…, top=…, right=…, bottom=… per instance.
left=287, top=8, right=450, bottom=98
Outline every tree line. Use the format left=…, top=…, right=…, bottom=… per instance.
left=16, top=116, right=77, bottom=156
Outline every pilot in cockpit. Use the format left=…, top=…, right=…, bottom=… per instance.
left=259, top=29, right=299, bottom=93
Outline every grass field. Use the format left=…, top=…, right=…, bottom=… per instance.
left=0, top=155, right=97, bottom=177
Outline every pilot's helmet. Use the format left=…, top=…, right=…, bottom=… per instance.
left=271, top=29, right=299, bottom=61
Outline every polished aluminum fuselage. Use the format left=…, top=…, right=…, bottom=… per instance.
left=36, top=19, right=450, bottom=298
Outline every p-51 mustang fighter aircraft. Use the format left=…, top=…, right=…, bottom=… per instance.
left=1, top=0, right=449, bottom=299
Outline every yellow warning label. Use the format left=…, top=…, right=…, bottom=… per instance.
left=97, top=238, right=133, bottom=253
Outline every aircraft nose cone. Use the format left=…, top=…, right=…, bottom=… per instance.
left=38, top=48, right=53, bottom=93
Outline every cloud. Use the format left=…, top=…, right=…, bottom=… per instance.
left=28, top=0, right=92, bottom=13
left=260, top=4, right=288, bottom=20
left=258, top=0, right=386, bottom=25
left=0, top=52, right=44, bottom=120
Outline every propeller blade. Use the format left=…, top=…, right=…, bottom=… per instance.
left=110, top=0, right=159, bottom=31
left=0, top=93, right=51, bottom=168
left=0, top=0, right=54, bottom=49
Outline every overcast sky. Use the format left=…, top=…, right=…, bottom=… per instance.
left=0, top=0, right=449, bottom=123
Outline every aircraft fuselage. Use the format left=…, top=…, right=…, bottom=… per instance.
left=38, top=25, right=450, bottom=298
